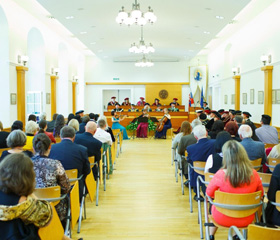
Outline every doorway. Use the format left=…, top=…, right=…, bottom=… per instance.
left=103, top=89, right=131, bottom=111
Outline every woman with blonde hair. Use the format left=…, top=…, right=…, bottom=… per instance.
left=68, top=118, right=79, bottom=132
left=206, top=140, right=263, bottom=239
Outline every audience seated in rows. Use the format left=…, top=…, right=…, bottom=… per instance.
left=11, top=120, right=23, bottom=131
left=53, top=114, right=65, bottom=137
left=234, top=115, right=243, bottom=127
left=94, top=119, right=113, bottom=145
left=46, top=113, right=58, bottom=132
left=187, top=125, right=215, bottom=200
left=0, top=121, right=9, bottom=148
left=206, top=140, right=263, bottom=239
left=256, top=114, right=278, bottom=144
left=38, top=120, right=56, bottom=143
left=0, top=153, right=52, bottom=239
left=239, top=125, right=267, bottom=164
left=49, top=126, right=90, bottom=199
left=208, top=120, right=224, bottom=139
left=23, top=120, right=38, bottom=151
left=266, top=163, right=280, bottom=226
left=205, top=131, right=231, bottom=174
left=68, top=118, right=79, bottom=132
left=32, top=133, right=71, bottom=222
left=225, top=121, right=241, bottom=142
left=0, top=130, right=33, bottom=161
left=28, top=114, right=37, bottom=122
left=78, top=116, right=90, bottom=134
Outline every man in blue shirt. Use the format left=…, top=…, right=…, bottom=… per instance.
left=255, top=114, right=278, bottom=144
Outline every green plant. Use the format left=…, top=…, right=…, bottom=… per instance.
left=126, top=121, right=139, bottom=131
left=148, top=119, right=157, bottom=131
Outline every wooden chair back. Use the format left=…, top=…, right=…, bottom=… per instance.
left=0, top=148, right=10, bottom=156
left=264, top=143, right=277, bottom=149
left=257, top=173, right=272, bottom=194
left=247, top=224, right=280, bottom=240
left=214, top=190, right=262, bottom=218
left=89, top=156, right=95, bottom=166
left=111, top=141, right=116, bottom=165
left=38, top=203, right=64, bottom=240
left=276, top=191, right=280, bottom=212
left=70, top=181, right=80, bottom=230
left=193, top=161, right=206, bottom=175
left=204, top=172, right=215, bottom=186
left=34, top=186, right=61, bottom=206
left=65, top=169, right=78, bottom=186
left=112, top=129, right=120, bottom=137
left=251, top=158, right=262, bottom=171
left=85, top=170, right=96, bottom=203
left=268, top=158, right=280, bottom=172
left=55, top=137, right=61, bottom=143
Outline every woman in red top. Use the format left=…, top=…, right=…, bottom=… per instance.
left=206, top=140, right=263, bottom=240
left=37, top=120, right=56, bottom=143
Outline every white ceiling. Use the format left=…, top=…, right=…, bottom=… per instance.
left=36, top=0, right=251, bottom=62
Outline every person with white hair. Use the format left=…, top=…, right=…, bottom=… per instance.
left=239, top=124, right=267, bottom=164
left=39, top=112, right=47, bottom=121
left=186, top=125, right=215, bottom=201
left=23, top=120, right=38, bottom=151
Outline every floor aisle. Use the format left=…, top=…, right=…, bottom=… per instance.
left=73, top=139, right=227, bottom=240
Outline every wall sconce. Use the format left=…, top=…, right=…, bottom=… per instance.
left=51, top=67, right=60, bottom=76
left=232, top=67, right=240, bottom=75
left=260, top=54, right=271, bottom=66
left=18, top=55, right=29, bottom=66
left=73, top=76, right=79, bottom=82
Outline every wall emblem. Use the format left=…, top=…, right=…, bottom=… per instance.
left=159, top=89, right=168, bottom=99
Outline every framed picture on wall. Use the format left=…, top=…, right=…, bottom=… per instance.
left=276, top=89, right=280, bottom=104
left=250, top=89, right=254, bottom=104
left=10, top=93, right=16, bottom=105
left=224, top=95, right=228, bottom=104
left=46, top=93, right=51, bottom=104
left=258, top=91, right=264, bottom=104
left=272, top=90, right=276, bottom=104
left=242, top=93, right=247, bottom=105
left=231, top=94, right=235, bottom=104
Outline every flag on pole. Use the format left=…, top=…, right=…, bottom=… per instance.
left=189, top=92, right=194, bottom=107
left=200, top=87, right=204, bottom=108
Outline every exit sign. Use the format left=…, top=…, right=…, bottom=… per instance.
left=113, top=78, right=119, bottom=80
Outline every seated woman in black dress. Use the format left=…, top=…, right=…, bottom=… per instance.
left=0, top=130, right=33, bottom=161
left=0, top=153, right=52, bottom=239
left=155, top=108, right=172, bottom=139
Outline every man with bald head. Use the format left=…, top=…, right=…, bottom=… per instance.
left=75, top=121, right=102, bottom=164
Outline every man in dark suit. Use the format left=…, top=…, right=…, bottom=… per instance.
left=49, top=126, right=90, bottom=198
left=187, top=125, right=215, bottom=201
left=239, top=124, right=267, bottom=164
left=74, top=121, right=102, bottom=179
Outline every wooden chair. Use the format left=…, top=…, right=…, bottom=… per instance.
left=38, top=203, right=64, bottom=240
left=228, top=224, right=280, bottom=240
left=270, top=190, right=280, bottom=212
left=257, top=172, right=272, bottom=194
left=204, top=191, right=264, bottom=240
left=264, top=143, right=277, bottom=149
left=34, top=186, right=64, bottom=206
left=266, top=158, right=280, bottom=172
left=251, top=158, right=262, bottom=171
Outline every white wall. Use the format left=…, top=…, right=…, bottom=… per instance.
left=208, top=0, right=280, bottom=126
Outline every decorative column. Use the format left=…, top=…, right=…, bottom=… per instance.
left=72, top=82, right=78, bottom=114
left=50, top=75, right=58, bottom=117
left=261, top=66, right=273, bottom=117
left=16, top=66, right=28, bottom=126
left=233, top=75, right=240, bottom=110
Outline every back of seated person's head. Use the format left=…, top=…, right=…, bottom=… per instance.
left=0, top=153, right=35, bottom=196
left=60, top=126, right=75, bottom=139
left=222, top=140, right=252, bottom=187
left=38, top=120, right=47, bottom=134
left=67, top=113, right=75, bottom=124
left=98, top=115, right=107, bottom=127
left=215, top=131, right=231, bottom=153
left=74, top=115, right=81, bottom=122
left=25, top=120, right=38, bottom=135
left=192, top=125, right=207, bottom=139
left=94, top=114, right=99, bottom=121
left=68, top=119, right=79, bottom=132
left=28, top=114, right=37, bottom=122
left=89, top=113, right=95, bottom=120
left=235, top=115, right=243, bottom=124
left=261, top=114, right=271, bottom=125
left=82, top=115, right=90, bottom=123
left=40, top=112, right=47, bottom=121
left=181, top=121, right=191, bottom=136
left=211, top=120, right=224, bottom=134
left=33, top=133, right=51, bottom=155
left=199, top=113, right=207, bottom=121
left=52, top=113, right=58, bottom=121
left=225, top=121, right=239, bottom=136
left=11, top=120, right=23, bottom=131
left=191, top=119, right=202, bottom=130
left=0, top=121, right=3, bottom=131
left=98, top=119, right=106, bottom=129
left=6, top=130, right=26, bottom=148
left=86, top=121, right=97, bottom=134
left=238, top=124, right=252, bottom=139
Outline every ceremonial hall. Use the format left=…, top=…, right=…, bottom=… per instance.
left=0, top=0, right=280, bottom=240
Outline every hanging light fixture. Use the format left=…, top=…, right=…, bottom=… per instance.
left=135, top=55, right=154, bottom=67
left=129, top=27, right=155, bottom=54
left=116, top=0, right=157, bottom=26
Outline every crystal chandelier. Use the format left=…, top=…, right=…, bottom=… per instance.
left=135, top=55, right=154, bottom=67
left=116, top=0, right=157, bottom=26
left=129, top=27, right=155, bottom=54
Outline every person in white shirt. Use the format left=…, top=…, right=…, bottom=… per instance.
left=94, top=119, right=112, bottom=146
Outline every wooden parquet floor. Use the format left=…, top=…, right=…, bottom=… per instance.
left=72, top=139, right=227, bottom=240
